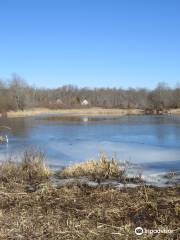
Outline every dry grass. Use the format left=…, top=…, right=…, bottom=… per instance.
left=4, top=107, right=180, bottom=119
left=5, top=107, right=180, bottom=118
left=6, top=107, right=143, bottom=118
left=169, top=108, right=180, bottom=115
left=0, top=183, right=179, bottom=240
left=0, top=152, right=179, bottom=239
left=0, top=150, right=51, bottom=187
left=59, top=154, right=127, bottom=182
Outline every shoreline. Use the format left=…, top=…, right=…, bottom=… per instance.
left=1, top=151, right=179, bottom=188
left=6, top=108, right=142, bottom=118
left=4, top=107, right=180, bottom=118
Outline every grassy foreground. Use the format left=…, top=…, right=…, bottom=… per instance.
left=0, top=151, right=179, bottom=240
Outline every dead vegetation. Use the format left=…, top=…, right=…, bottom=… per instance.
left=6, top=107, right=142, bottom=118
left=0, top=150, right=51, bottom=188
left=0, top=182, right=179, bottom=239
left=0, top=151, right=179, bottom=239
left=59, top=154, right=144, bottom=184
left=59, top=154, right=128, bottom=183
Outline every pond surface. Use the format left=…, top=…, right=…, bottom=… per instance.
left=0, top=115, right=180, bottom=177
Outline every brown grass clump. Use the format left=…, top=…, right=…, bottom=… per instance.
left=0, top=150, right=51, bottom=187
left=59, top=154, right=127, bottom=182
left=21, top=150, right=51, bottom=183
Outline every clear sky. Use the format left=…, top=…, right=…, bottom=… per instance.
left=0, top=0, right=179, bottom=89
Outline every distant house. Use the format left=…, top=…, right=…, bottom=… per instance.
left=81, top=99, right=89, bottom=106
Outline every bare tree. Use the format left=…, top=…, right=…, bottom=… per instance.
left=0, top=75, right=179, bottom=112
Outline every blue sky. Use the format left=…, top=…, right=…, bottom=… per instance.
left=0, top=0, right=179, bottom=89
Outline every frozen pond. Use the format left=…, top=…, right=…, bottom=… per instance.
left=0, top=114, right=180, bottom=181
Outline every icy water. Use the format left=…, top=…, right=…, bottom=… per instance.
left=0, top=115, right=180, bottom=177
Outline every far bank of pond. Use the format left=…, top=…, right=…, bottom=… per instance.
left=4, top=107, right=180, bottom=118
left=5, top=107, right=143, bottom=118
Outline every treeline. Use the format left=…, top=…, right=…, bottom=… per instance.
left=0, top=75, right=180, bottom=112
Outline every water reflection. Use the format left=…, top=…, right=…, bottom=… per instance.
left=0, top=117, right=34, bottom=137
